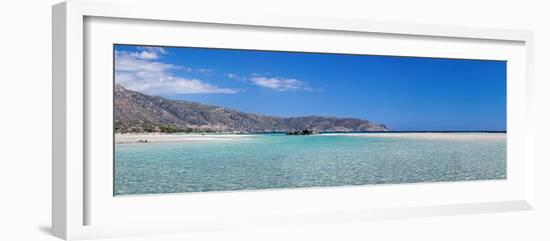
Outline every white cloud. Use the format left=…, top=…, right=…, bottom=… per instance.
left=128, top=47, right=166, bottom=60
left=197, top=68, right=214, bottom=73
left=115, top=51, right=174, bottom=72
left=226, top=73, right=245, bottom=81
left=143, top=47, right=167, bottom=54
left=130, top=50, right=159, bottom=60
left=249, top=76, right=315, bottom=91
left=115, top=49, right=238, bottom=95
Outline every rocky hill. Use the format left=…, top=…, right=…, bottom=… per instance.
left=114, top=84, right=389, bottom=133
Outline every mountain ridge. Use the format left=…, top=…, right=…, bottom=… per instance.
left=114, top=84, right=389, bottom=133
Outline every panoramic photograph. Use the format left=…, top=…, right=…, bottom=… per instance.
left=113, top=44, right=506, bottom=196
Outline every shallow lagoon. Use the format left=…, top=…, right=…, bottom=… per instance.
left=114, top=133, right=506, bottom=195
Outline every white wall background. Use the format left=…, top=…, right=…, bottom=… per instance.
left=0, top=0, right=548, bottom=240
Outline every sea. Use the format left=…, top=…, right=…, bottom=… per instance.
left=114, top=132, right=506, bottom=195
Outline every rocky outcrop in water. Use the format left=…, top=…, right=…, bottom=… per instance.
left=286, top=129, right=321, bottom=135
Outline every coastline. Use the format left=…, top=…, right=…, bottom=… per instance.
left=321, top=132, right=506, bottom=141
left=115, top=132, right=506, bottom=144
left=115, top=133, right=256, bottom=144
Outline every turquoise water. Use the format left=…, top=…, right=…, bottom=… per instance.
left=114, top=134, right=506, bottom=195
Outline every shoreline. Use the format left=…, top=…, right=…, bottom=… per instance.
left=321, top=132, right=506, bottom=141
left=115, top=133, right=257, bottom=144
left=115, top=132, right=506, bottom=144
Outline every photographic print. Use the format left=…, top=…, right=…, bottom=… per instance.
left=114, top=44, right=506, bottom=196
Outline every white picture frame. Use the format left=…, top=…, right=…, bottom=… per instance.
left=52, top=0, right=535, bottom=240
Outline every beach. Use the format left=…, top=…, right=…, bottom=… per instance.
left=115, top=132, right=506, bottom=144
left=115, top=133, right=256, bottom=144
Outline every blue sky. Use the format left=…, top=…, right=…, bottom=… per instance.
left=114, top=44, right=506, bottom=131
